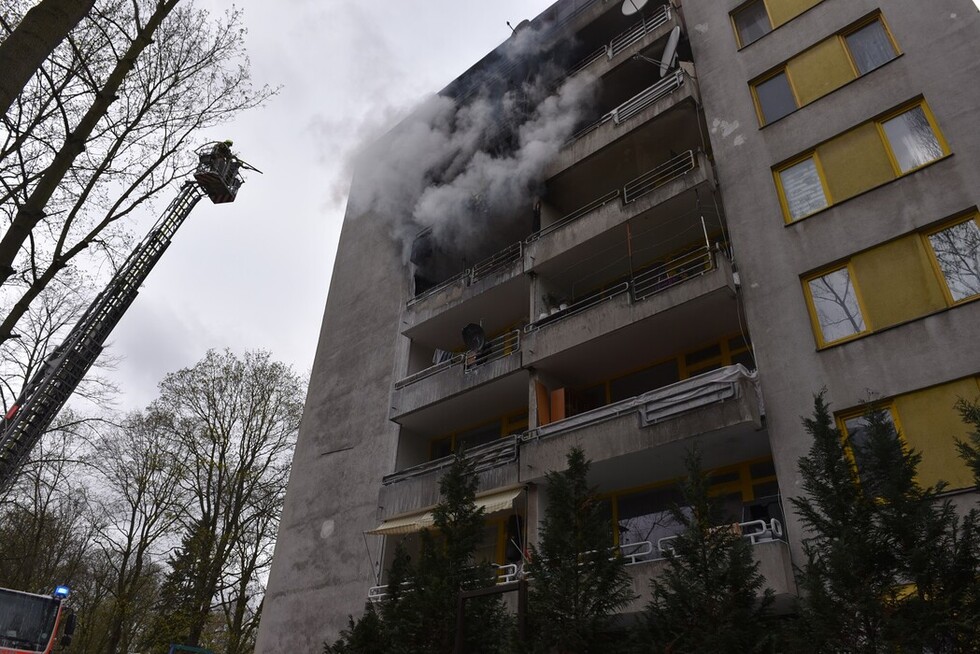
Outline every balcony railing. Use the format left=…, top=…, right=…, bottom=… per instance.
left=407, top=243, right=522, bottom=307
left=657, top=518, right=785, bottom=557
left=526, top=281, right=630, bottom=332
left=624, top=150, right=698, bottom=203
left=464, top=329, right=521, bottom=372
left=381, top=436, right=519, bottom=486
left=631, top=245, right=714, bottom=302
left=526, top=190, right=621, bottom=243
left=612, top=71, right=684, bottom=124
left=525, top=364, right=759, bottom=441
left=368, top=562, right=520, bottom=603
left=570, top=5, right=672, bottom=75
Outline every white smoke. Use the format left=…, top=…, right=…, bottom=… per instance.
left=347, top=21, right=599, bottom=264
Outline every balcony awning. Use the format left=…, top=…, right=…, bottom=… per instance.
left=367, top=486, right=523, bottom=536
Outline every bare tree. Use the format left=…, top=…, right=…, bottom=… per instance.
left=0, top=0, right=97, bottom=117
left=146, top=349, right=304, bottom=649
left=89, top=409, right=187, bottom=654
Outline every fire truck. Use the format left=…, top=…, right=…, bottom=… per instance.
left=0, top=586, right=75, bottom=654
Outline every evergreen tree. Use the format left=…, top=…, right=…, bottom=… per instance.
left=791, top=394, right=980, bottom=653
left=525, top=447, right=634, bottom=653
left=638, top=449, right=775, bottom=653
left=324, top=453, right=510, bottom=653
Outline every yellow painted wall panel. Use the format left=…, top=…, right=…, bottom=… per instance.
left=894, top=378, right=980, bottom=490
left=768, top=0, right=823, bottom=28
left=851, top=236, right=947, bottom=329
left=786, top=37, right=854, bottom=106
left=818, top=123, right=894, bottom=202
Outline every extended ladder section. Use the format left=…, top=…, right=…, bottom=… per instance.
left=0, top=145, right=246, bottom=491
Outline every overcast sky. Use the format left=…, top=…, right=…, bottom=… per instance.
left=103, top=0, right=558, bottom=409
left=102, top=0, right=980, bottom=410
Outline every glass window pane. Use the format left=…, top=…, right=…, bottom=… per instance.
left=808, top=268, right=866, bottom=343
left=882, top=106, right=944, bottom=173
left=616, top=486, right=685, bottom=548
left=734, top=1, right=771, bottom=46
left=929, top=219, right=980, bottom=302
left=756, top=72, right=797, bottom=124
left=779, top=158, right=828, bottom=220
left=845, top=20, right=897, bottom=75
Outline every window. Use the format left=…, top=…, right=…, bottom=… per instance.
left=753, top=70, right=798, bottom=124
left=841, top=408, right=899, bottom=484
left=880, top=104, right=946, bottom=173
left=733, top=0, right=771, bottom=47
left=844, top=18, right=898, bottom=75
left=805, top=266, right=867, bottom=345
left=777, top=156, right=829, bottom=221
left=926, top=217, right=980, bottom=303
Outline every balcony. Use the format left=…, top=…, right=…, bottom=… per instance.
left=376, top=436, right=521, bottom=521
left=530, top=149, right=714, bottom=269
left=523, top=251, right=736, bottom=366
left=391, top=330, right=524, bottom=420
left=569, top=4, right=676, bottom=80
left=623, top=536, right=796, bottom=612
left=404, top=242, right=525, bottom=329
left=520, top=365, right=765, bottom=477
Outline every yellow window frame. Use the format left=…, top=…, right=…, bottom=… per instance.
left=750, top=66, right=801, bottom=127
left=802, top=262, right=871, bottom=348
left=921, top=213, right=980, bottom=307
left=839, top=12, right=901, bottom=78
left=429, top=408, right=528, bottom=459
left=731, top=0, right=774, bottom=49
left=874, top=99, right=950, bottom=177
left=774, top=152, right=833, bottom=224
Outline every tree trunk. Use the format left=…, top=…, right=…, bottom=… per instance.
left=0, top=0, right=181, bottom=284
left=0, top=0, right=97, bottom=118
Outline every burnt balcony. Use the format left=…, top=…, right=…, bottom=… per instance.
left=569, top=3, right=678, bottom=80
left=520, top=365, right=765, bottom=476
left=530, top=149, right=714, bottom=269
left=376, top=436, right=521, bottom=521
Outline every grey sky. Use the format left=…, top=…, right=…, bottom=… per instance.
left=102, top=0, right=980, bottom=410
left=103, top=0, right=558, bottom=409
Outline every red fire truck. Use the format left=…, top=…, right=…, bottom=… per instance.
left=0, top=586, right=75, bottom=654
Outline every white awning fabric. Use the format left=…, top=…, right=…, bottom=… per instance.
left=367, top=486, right=523, bottom=536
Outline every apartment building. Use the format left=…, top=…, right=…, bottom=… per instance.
left=256, top=0, right=980, bottom=650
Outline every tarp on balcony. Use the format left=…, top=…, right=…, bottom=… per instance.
left=367, top=486, right=523, bottom=536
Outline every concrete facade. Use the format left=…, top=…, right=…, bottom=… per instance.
left=257, top=1, right=980, bottom=650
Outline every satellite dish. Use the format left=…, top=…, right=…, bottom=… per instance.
left=659, top=26, right=681, bottom=78
left=621, top=0, right=649, bottom=16
left=462, top=323, right=487, bottom=352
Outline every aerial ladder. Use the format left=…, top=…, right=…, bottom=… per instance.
left=0, top=142, right=256, bottom=492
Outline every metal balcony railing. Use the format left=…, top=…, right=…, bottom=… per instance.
left=612, top=70, right=684, bottom=124
left=526, top=364, right=759, bottom=442
left=631, top=245, right=714, bottom=302
left=407, top=244, right=522, bottom=307
left=527, top=190, right=620, bottom=243
left=657, top=518, right=785, bottom=556
left=464, top=329, right=522, bottom=372
left=392, top=354, right=463, bottom=390
left=623, top=150, right=698, bottom=203
left=381, top=436, right=519, bottom=486
left=470, top=242, right=522, bottom=284
left=526, top=281, right=630, bottom=332
left=368, top=561, right=520, bottom=603
left=393, top=330, right=521, bottom=390
left=570, top=5, right=672, bottom=75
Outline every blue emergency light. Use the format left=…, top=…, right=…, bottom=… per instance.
left=53, top=585, right=70, bottom=599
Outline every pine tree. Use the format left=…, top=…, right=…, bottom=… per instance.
left=791, top=394, right=980, bottom=653
left=324, top=453, right=511, bottom=653
left=525, top=447, right=634, bottom=653
left=638, top=449, right=775, bottom=653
